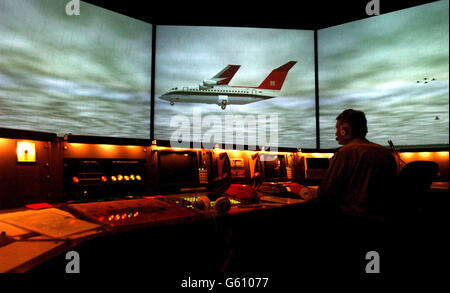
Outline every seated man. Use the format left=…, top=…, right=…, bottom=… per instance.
left=317, top=109, right=397, bottom=217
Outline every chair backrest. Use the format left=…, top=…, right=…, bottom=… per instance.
left=393, top=160, right=439, bottom=218
left=398, top=161, right=439, bottom=195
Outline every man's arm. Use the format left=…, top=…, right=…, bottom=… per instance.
left=317, top=150, right=348, bottom=209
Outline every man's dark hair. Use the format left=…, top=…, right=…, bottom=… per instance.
left=336, top=109, right=368, bottom=138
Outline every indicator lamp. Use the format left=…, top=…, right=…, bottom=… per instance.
left=16, top=141, right=36, bottom=162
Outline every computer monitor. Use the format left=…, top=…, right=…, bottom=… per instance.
left=263, top=154, right=288, bottom=182
left=158, top=151, right=200, bottom=190
left=304, top=157, right=330, bottom=185
left=306, top=157, right=330, bottom=170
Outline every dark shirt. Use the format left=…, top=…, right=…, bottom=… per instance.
left=318, top=139, right=397, bottom=217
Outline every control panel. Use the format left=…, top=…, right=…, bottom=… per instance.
left=63, top=159, right=146, bottom=200
left=230, top=157, right=246, bottom=179
left=198, top=168, right=209, bottom=184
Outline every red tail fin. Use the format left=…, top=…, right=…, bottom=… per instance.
left=258, top=61, right=297, bottom=90
left=213, top=65, right=241, bottom=85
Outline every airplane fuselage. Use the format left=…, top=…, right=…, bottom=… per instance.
left=160, top=85, right=279, bottom=108
left=160, top=61, right=297, bottom=109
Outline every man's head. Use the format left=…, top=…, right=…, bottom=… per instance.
left=335, top=109, right=368, bottom=145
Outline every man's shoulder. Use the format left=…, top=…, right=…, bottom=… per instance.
left=339, top=141, right=393, bottom=157
left=342, top=140, right=387, bottom=150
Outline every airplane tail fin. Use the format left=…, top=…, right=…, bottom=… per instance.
left=257, top=61, right=297, bottom=90
left=212, top=65, right=241, bottom=85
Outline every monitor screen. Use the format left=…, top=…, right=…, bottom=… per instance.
left=306, top=157, right=329, bottom=170
left=154, top=25, right=316, bottom=149
left=158, top=151, right=199, bottom=187
left=318, top=0, right=449, bottom=148
left=264, top=154, right=287, bottom=181
left=0, top=0, right=152, bottom=139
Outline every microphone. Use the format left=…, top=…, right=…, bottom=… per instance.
left=387, top=139, right=395, bottom=149
left=387, top=139, right=406, bottom=170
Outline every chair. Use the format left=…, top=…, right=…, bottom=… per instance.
left=397, top=160, right=439, bottom=216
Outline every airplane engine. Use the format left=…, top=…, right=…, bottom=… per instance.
left=217, top=95, right=228, bottom=110
left=203, top=80, right=218, bottom=87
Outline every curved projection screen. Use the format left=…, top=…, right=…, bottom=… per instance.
left=0, top=0, right=152, bottom=139
left=154, top=26, right=315, bottom=149
left=318, top=0, right=449, bottom=149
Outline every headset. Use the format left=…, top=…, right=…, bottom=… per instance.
left=340, top=125, right=350, bottom=137
left=194, top=194, right=231, bottom=213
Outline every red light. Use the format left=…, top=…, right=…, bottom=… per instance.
left=117, top=175, right=123, bottom=181
left=101, top=176, right=107, bottom=182
left=136, top=175, right=141, bottom=181
left=26, top=203, right=52, bottom=210
left=111, top=176, right=117, bottom=182
left=73, top=177, right=79, bottom=183
left=99, top=216, right=104, bottom=222
left=124, top=175, right=130, bottom=181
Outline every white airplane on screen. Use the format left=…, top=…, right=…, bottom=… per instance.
left=159, top=61, right=297, bottom=110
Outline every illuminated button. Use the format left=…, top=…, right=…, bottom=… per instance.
left=124, top=175, right=130, bottom=181
left=101, top=176, right=107, bottom=182
left=117, top=175, right=123, bottom=181
left=136, top=175, right=141, bottom=181
left=133, top=211, right=139, bottom=217
left=130, top=174, right=135, bottom=181
left=108, top=215, right=114, bottom=221
left=121, top=213, right=127, bottom=220
left=115, top=214, right=120, bottom=220
left=99, top=216, right=104, bottom=222
left=73, top=177, right=79, bottom=183
left=111, top=176, right=117, bottom=182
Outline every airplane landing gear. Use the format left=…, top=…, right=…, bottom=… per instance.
left=221, top=100, right=227, bottom=110
left=170, top=101, right=174, bottom=106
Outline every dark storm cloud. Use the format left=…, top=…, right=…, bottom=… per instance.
left=0, top=0, right=152, bottom=92
left=317, top=0, right=449, bottom=148
left=318, top=0, right=449, bottom=97
left=0, top=0, right=152, bottom=138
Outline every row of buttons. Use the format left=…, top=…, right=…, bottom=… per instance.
left=199, top=169, right=208, bottom=184
left=72, top=174, right=142, bottom=183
